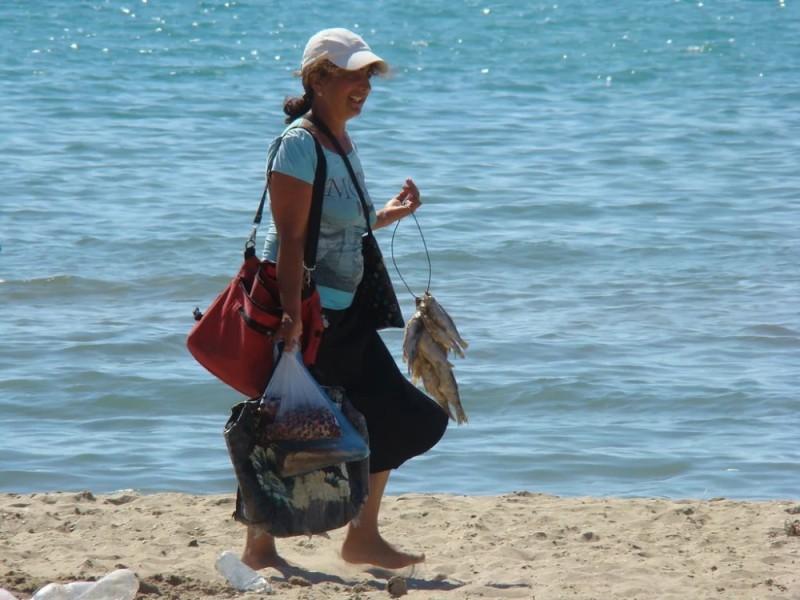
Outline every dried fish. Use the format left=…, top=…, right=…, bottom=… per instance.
left=403, top=292, right=468, bottom=424
left=402, top=311, right=425, bottom=368
left=418, top=292, right=469, bottom=354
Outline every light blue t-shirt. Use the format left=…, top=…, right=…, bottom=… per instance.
left=261, top=123, right=378, bottom=309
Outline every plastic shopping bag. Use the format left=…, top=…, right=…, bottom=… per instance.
left=262, top=345, right=341, bottom=442
left=272, top=386, right=370, bottom=477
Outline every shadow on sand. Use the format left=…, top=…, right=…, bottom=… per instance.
left=266, top=563, right=466, bottom=593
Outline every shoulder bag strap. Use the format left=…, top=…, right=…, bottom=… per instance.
left=245, top=124, right=326, bottom=271
left=307, top=115, right=373, bottom=235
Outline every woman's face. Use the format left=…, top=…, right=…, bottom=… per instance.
left=314, top=65, right=376, bottom=122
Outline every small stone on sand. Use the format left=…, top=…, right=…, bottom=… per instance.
left=386, top=575, right=407, bottom=598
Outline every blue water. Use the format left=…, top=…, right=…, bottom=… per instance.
left=2, top=0, right=798, bottom=501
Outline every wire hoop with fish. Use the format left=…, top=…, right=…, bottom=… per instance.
left=390, top=211, right=469, bottom=424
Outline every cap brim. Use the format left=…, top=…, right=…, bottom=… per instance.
left=341, top=50, right=389, bottom=73
left=294, top=50, right=389, bottom=77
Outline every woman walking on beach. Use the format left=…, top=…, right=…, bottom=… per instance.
left=239, top=28, right=449, bottom=571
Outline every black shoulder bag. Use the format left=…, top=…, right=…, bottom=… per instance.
left=308, top=115, right=405, bottom=329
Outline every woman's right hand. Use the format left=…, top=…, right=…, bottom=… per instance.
left=275, top=313, right=302, bottom=352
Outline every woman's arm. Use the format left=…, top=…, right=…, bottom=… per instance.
left=374, top=177, right=422, bottom=230
left=270, top=171, right=313, bottom=348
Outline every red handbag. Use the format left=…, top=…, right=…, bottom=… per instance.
left=187, top=125, right=327, bottom=398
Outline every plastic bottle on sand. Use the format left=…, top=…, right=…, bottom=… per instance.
left=32, top=570, right=137, bottom=600
left=31, top=581, right=94, bottom=600
left=215, top=551, right=273, bottom=593
left=78, top=569, right=138, bottom=600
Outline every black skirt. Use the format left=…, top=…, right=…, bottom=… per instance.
left=311, top=306, right=449, bottom=473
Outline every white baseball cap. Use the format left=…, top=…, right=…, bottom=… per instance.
left=297, top=28, right=389, bottom=75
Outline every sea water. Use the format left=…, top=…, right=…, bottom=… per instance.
left=1, top=0, right=798, bottom=500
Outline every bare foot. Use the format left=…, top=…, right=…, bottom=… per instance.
left=341, top=535, right=425, bottom=569
left=242, top=528, right=292, bottom=572
left=241, top=548, right=292, bottom=571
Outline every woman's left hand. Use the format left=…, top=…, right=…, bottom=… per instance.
left=394, top=178, right=421, bottom=214
left=376, top=178, right=421, bottom=229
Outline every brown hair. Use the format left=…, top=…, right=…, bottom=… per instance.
left=283, top=60, right=339, bottom=123
left=283, top=61, right=380, bottom=123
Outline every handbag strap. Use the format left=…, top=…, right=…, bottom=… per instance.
left=307, top=115, right=374, bottom=236
left=246, top=123, right=327, bottom=271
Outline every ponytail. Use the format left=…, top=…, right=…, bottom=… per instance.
left=283, top=60, right=337, bottom=123
left=283, top=92, right=312, bottom=124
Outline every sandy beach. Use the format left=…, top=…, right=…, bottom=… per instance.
left=1, top=491, right=798, bottom=599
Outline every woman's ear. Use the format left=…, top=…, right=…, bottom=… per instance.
left=304, top=63, right=331, bottom=100
left=309, top=75, right=325, bottom=98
